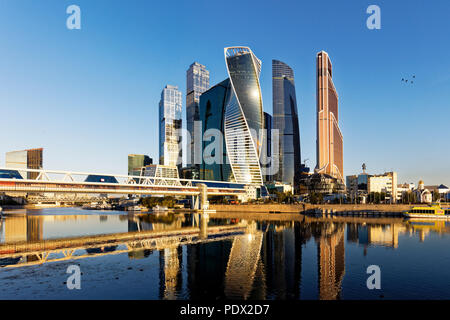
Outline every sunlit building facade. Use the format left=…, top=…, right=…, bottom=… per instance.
left=5, top=148, right=43, bottom=180
left=159, top=85, right=182, bottom=167
left=186, top=62, right=210, bottom=166
left=316, top=51, right=343, bottom=182
left=272, top=60, right=301, bottom=188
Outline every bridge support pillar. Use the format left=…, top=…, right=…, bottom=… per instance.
left=197, top=184, right=208, bottom=211
left=199, top=212, right=209, bottom=239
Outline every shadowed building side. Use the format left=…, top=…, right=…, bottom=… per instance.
left=272, top=60, right=301, bottom=188
left=199, top=79, right=233, bottom=182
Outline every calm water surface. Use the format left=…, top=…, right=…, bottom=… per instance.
left=1, top=207, right=450, bottom=300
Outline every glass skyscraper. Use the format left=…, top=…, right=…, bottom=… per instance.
left=199, top=79, right=232, bottom=182
left=224, top=47, right=264, bottom=185
left=198, top=47, right=264, bottom=186
left=272, top=60, right=301, bottom=187
left=186, top=62, right=210, bottom=166
left=159, top=85, right=182, bottom=167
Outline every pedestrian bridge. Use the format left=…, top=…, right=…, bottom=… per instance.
left=0, top=167, right=247, bottom=197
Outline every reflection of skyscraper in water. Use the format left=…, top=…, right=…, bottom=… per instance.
left=2, top=216, right=43, bottom=243
left=316, top=224, right=345, bottom=300
left=260, top=222, right=310, bottom=299
left=224, top=231, right=263, bottom=299
left=159, top=247, right=183, bottom=300
left=187, top=241, right=232, bottom=299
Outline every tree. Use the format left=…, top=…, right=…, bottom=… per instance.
left=310, top=192, right=323, bottom=204
left=433, top=191, right=441, bottom=202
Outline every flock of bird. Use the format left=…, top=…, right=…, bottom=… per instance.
left=401, top=75, right=415, bottom=84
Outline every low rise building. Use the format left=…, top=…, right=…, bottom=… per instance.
left=396, top=183, right=415, bottom=201
left=266, top=182, right=293, bottom=194
left=413, top=180, right=433, bottom=204
left=368, top=172, right=398, bottom=203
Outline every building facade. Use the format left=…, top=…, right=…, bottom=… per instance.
left=223, top=47, right=264, bottom=185
left=262, top=112, right=272, bottom=183
left=186, top=62, right=210, bottom=167
left=128, top=154, right=152, bottom=176
left=5, top=148, right=43, bottom=180
left=272, top=60, right=301, bottom=188
left=346, top=172, right=371, bottom=202
left=316, top=51, right=343, bottom=182
left=368, top=172, right=398, bottom=203
left=159, top=85, right=182, bottom=167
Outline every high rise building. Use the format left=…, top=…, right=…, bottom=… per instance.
left=186, top=62, right=210, bottom=166
left=272, top=60, right=301, bottom=188
left=224, top=47, right=264, bottom=185
left=198, top=46, right=264, bottom=186
left=159, top=85, right=182, bottom=167
left=199, top=79, right=233, bottom=182
left=128, top=154, right=152, bottom=176
left=316, top=51, right=343, bottom=182
left=5, top=148, right=43, bottom=180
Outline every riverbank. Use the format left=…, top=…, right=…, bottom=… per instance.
left=210, top=203, right=413, bottom=213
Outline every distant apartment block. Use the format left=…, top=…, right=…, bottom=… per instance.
left=5, top=148, right=43, bottom=180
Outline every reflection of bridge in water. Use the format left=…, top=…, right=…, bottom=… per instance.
left=0, top=214, right=266, bottom=300
left=0, top=221, right=249, bottom=269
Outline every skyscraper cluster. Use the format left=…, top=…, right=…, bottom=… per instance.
left=157, top=47, right=343, bottom=192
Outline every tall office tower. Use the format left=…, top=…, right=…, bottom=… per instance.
left=159, top=85, right=182, bottom=167
left=224, top=47, right=264, bottom=185
left=272, top=60, right=301, bottom=187
left=262, top=112, right=272, bottom=183
left=128, top=154, right=152, bottom=176
left=186, top=62, right=210, bottom=166
left=5, top=148, right=43, bottom=179
left=316, top=51, right=343, bottom=182
left=199, top=79, right=233, bottom=182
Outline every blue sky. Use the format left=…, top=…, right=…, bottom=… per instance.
left=0, top=0, right=449, bottom=185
